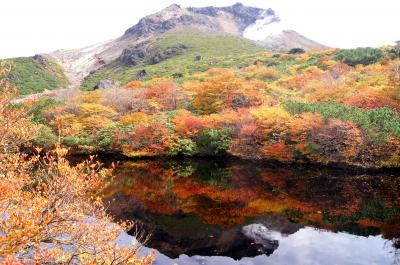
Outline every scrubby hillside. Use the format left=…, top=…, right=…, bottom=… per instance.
left=81, top=30, right=263, bottom=90
left=2, top=55, right=70, bottom=95
left=28, top=43, right=400, bottom=168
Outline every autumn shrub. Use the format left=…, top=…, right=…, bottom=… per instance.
left=0, top=71, right=154, bottom=263
left=28, top=96, right=63, bottom=124
left=121, top=122, right=170, bottom=157
left=242, top=65, right=282, bottom=81
left=298, top=53, right=333, bottom=70
left=333, top=47, right=384, bottom=66
left=196, top=128, right=232, bottom=156
left=1, top=148, right=155, bottom=264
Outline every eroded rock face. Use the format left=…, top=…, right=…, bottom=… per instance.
left=123, top=3, right=274, bottom=39
left=120, top=42, right=187, bottom=66
left=123, top=6, right=211, bottom=38
left=119, top=42, right=149, bottom=66
left=188, top=3, right=274, bottom=32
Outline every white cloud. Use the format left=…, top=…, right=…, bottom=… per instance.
left=0, top=0, right=399, bottom=59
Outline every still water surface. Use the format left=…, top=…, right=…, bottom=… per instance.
left=103, top=158, right=400, bottom=265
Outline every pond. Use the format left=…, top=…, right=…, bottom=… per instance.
left=102, top=158, right=400, bottom=265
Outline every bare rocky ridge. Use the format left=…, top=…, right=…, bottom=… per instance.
left=48, top=3, right=325, bottom=86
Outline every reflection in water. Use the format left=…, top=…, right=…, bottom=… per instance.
left=103, top=158, right=400, bottom=264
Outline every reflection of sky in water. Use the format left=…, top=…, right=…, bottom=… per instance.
left=147, top=227, right=395, bottom=265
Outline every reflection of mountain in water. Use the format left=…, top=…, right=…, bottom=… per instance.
left=104, top=158, right=400, bottom=262
left=118, top=206, right=302, bottom=259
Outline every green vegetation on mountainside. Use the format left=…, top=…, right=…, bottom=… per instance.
left=3, top=56, right=70, bottom=95
left=81, top=31, right=264, bottom=90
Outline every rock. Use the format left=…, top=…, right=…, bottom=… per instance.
left=124, top=3, right=271, bottom=39
left=164, top=4, right=182, bottom=12
left=194, top=55, right=203, bottom=61
left=93, top=80, right=118, bottom=90
left=232, top=94, right=250, bottom=109
left=32, top=54, right=49, bottom=66
left=135, top=70, right=148, bottom=80
left=120, top=42, right=187, bottom=66
left=147, top=44, right=187, bottom=65
left=119, top=42, right=150, bottom=66
left=188, top=3, right=269, bottom=31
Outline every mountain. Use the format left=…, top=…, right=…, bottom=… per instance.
left=5, top=3, right=326, bottom=93
left=259, top=30, right=327, bottom=52
left=50, top=3, right=281, bottom=85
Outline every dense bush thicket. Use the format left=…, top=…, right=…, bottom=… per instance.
left=21, top=43, right=400, bottom=168
left=284, top=100, right=400, bottom=139
left=333, top=47, right=384, bottom=66
left=288, top=48, right=306, bottom=55
left=0, top=70, right=154, bottom=263
left=197, top=128, right=232, bottom=156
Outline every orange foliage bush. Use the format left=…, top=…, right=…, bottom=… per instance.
left=172, top=109, right=205, bottom=138
left=0, top=71, right=154, bottom=263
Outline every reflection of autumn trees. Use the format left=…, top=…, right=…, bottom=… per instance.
left=106, top=160, right=400, bottom=244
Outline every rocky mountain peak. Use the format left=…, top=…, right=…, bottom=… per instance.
left=163, top=3, right=182, bottom=12
left=50, top=3, right=325, bottom=86
left=187, top=3, right=274, bottom=32
left=123, top=3, right=278, bottom=38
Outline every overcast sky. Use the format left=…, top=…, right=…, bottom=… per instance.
left=0, top=0, right=399, bottom=59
